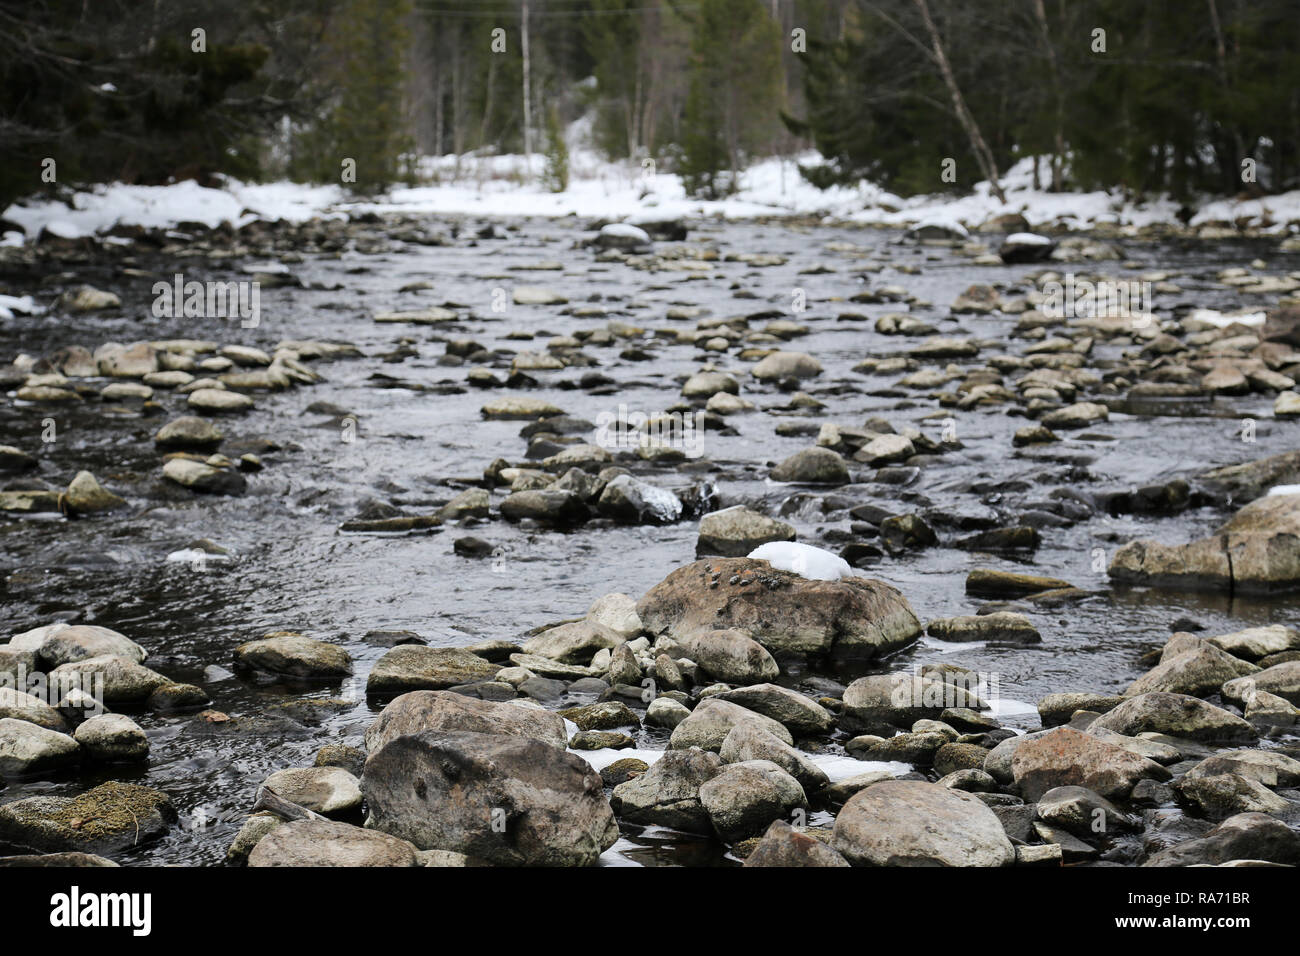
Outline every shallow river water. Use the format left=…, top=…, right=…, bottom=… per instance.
left=1, top=215, right=1297, bottom=865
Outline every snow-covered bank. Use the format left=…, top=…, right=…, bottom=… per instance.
left=6, top=149, right=1300, bottom=246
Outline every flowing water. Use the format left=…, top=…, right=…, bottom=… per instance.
left=1, top=216, right=1297, bottom=865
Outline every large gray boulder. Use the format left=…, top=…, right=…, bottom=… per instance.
left=1089, top=692, right=1257, bottom=744
left=1010, top=726, right=1171, bottom=801
left=365, top=645, right=496, bottom=695
left=248, top=819, right=420, bottom=867
left=1125, top=643, right=1258, bottom=698
left=363, top=730, right=618, bottom=866
left=637, top=557, right=922, bottom=658
left=719, top=723, right=829, bottom=794
left=698, top=760, right=807, bottom=843
left=0, top=718, right=80, bottom=776
left=233, top=633, right=352, bottom=679
left=669, top=698, right=794, bottom=751
left=610, top=748, right=722, bottom=832
left=364, top=690, right=568, bottom=753
left=1109, top=492, right=1300, bottom=593
left=696, top=506, right=795, bottom=557
left=656, top=629, right=778, bottom=685
left=713, top=683, right=833, bottom=736
left=832, top=780, right=1015, bottom=867
left=521, top=620, right=624, bottom=663
left=1143, top=812, right=1300, bottom=866
left=743, top=820, right=850, bottom=867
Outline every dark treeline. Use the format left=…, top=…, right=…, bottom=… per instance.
left=2, top=0, right=1298, bottom=207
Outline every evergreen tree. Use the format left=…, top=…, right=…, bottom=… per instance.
left=679, top=0, right=782, bottom=198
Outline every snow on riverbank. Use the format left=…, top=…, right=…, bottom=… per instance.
left=6, top=147, right=1300, bottom=246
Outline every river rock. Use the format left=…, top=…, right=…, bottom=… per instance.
left=1041, top=401, right=1109, bottom=429
left=97, top=342, right=156, bottom=376
left=1207, top=624, right=1300, bottom=661
left=162, top=457, right=247, bottom=495
left=500, top=488, right=589, bottom=524
left=586, top=593, right=643, bottom=640
left=647, top=697, right=692, bottom=730
left=1222, top=661, right=1300, bottom=706
left=1186, top=750, right=1300, bottom=789
left=696, top=506, right=795, bottom=556
left=719, top=723, right=829, bottom=793
left=49, top=655, right=170, bottom=703
left=248, top=819, right=420, bottom=867
left=363, top=729, right=618, bottom=866
left=0, top=718, right=79, bottom=776
left=64, top=471, right=126, bottom=515
left=0, top=687, right=66, bottom=731
left=366, top=645, right=496, bottom=695
left=1110, top=492, right=1300, bottom=593
left=1010, top=727, right=1170, bottom=800
left=34, top=623, right=147, bottom=668
left=72, top=714, right=148, bottom=763
left=1174, top=773, right=1291, bottom=819
left=743, top=820, right=850, bottom=867
left=657, top=628, right=778, bottom=685
left=481, top=396, right=566, bottom=419
left=1143, top=812, right=1300, bottom=866
left=1126, top=643, right=1258, bottom=697
left=771, top=447, right=850, bottom=484
left=1090, top=692, right=1257, bottom=743
left=1037, top=692, right=1125, bottom=727
left=365, top=690, right=568, bottom=752
left=610, top=748, right=722, bottom=831
left=669, top=698, right=793, bottom=751
left=752, top=350, right=822, bottom=381
left=841, top=674, right=983, bottom=732
left=637, top=557, right=922, bottom=658
left=233, top=633, right=352, bottom=679
left=927, top=612, right=1041, bottom=643
left=0, top=781, right=174, bottom=854
left=558, top=700, right=641, bottom=731
left=522, top=620, right=624, bottom=663
left=262, top=767, right=363, bottom=815
left=698, top=760, right=806, bottom=842
left=713, top=683, right=833, bottom=736
left=832, top=779, right=1015, bottom=867
left=437, top=488, right=489, bottom=521
left=1035, top=786, right=1135, bottom=837
left=187, top=387, right=254, bottom=412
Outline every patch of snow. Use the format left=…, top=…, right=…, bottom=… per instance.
left=0, top=294, right=42, bottom=319
left=1188, top=308, right=1266, bottom=328
left=747, top=541, right=853, bottom=581
left=1005, top=231, right=1051, bottom=245
left=600, top=222, right=650, bottom=242
left=1266, top=484, right=1300, bottom=497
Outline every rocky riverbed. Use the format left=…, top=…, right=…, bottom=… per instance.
left=1, top=212, right=1299, bottom=867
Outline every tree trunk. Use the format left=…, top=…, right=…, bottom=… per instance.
left=911, top=0, right=1006, bottom=202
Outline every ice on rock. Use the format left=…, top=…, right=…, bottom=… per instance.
left=746, top=541, right=853, bottom=581
left=1267, top=484, right=1300, bottom=497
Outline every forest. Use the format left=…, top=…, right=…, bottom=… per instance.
left=2, top=0, right=1299, bottom=207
